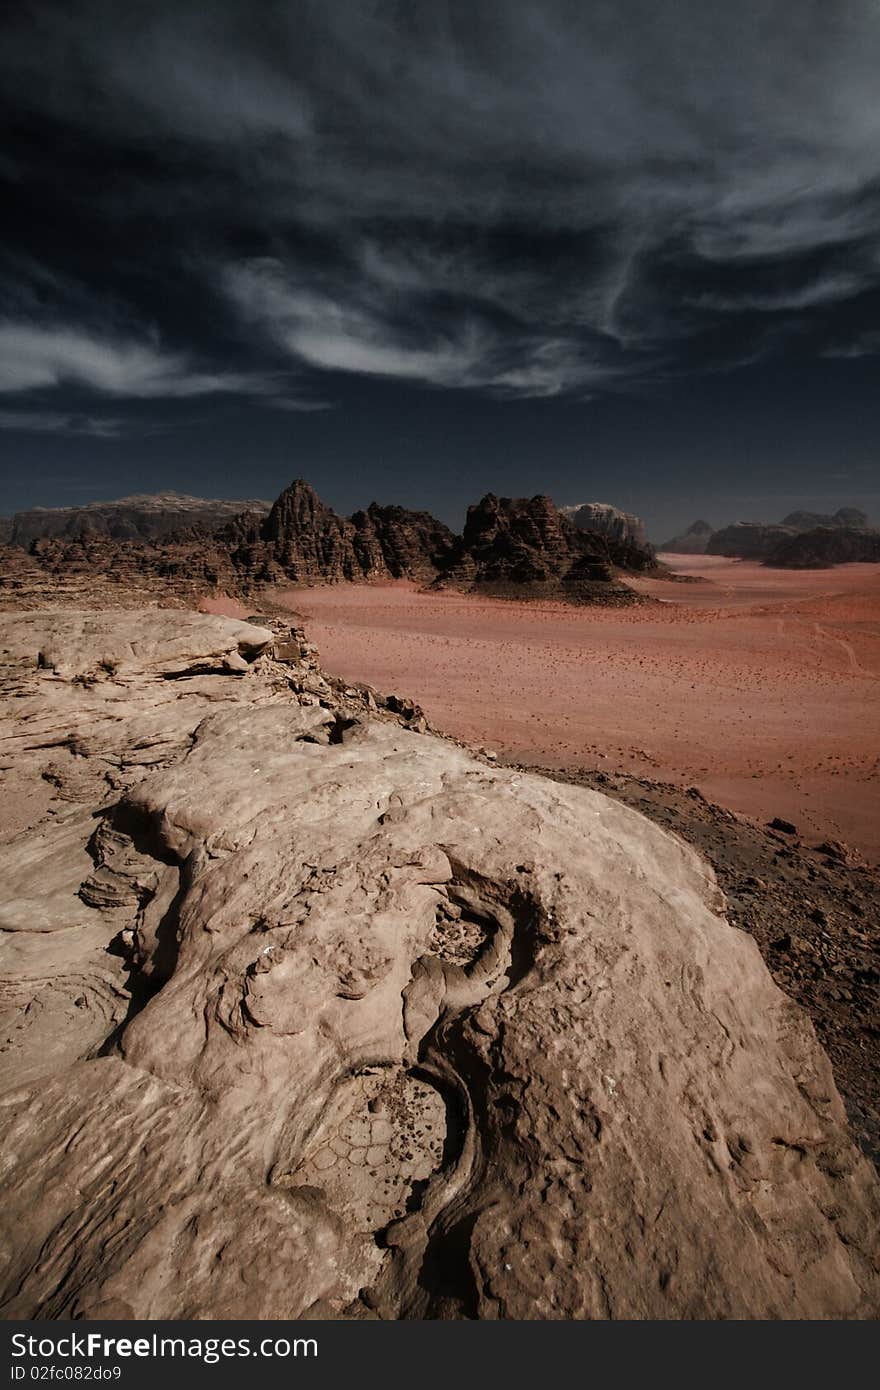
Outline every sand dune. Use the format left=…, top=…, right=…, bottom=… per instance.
left=271, top=557, right=880, bottom=861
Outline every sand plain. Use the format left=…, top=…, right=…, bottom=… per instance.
left=259, top=556, right=880, bottom=862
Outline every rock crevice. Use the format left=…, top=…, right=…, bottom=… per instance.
left=0, top=610, right=877, bottom=1319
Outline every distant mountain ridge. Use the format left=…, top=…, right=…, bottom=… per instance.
left=3, top=479, right=658, bottom=603
left=657, top=507, right=875, bottom=565
left=658, top=519, right=715, bottom=554
left=765, top=527, right=880, bottom=569
left=4, top=491, right=272, bottom=548
left=706, top=507, right=872, bottom=561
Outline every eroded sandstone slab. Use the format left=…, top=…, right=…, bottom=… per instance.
left=0, top=610, right=877, bottom=1319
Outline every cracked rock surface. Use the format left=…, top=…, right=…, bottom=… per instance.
left=0, top=610, right=877, bottom=1319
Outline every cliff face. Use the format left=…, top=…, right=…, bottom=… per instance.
left=351, top=503, right=458, bottom=582
left=766, top=526, right=880, bottom=569
left=6, top=492, right=271, bottom=547
left=705, top=509, right=873, bottom=562
left=228, top=480, right=367, bottom=584
left=706, top=522, right=798, bottom=559
left=7, top=481, right=653, bottom=601
left=0, top=608, right=877, bottom=1319
left=560, top=500, right=653, bottom=562
left=781, top=508, right=869, bottom=531
left=224, top=480, right=457, bottom=585
left=659, top=519, right=715, bottom=553
left=436, top=493, right=649, bottom=601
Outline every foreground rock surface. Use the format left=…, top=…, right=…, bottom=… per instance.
left=0, top=610, right=877, bottom=1319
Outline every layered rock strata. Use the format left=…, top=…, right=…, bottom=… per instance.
left=0, top=610, right=877, bottom=1319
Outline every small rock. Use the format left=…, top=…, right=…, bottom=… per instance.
left=768, top=817, right=798, bottom=835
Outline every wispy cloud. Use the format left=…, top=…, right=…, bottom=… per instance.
left=0, top=408, right=128, bottom=437
left=225, top=258, right=630, bottom=398
left=0, top=322, right=276, bottom=398
left=3, top=2, right=880, bottom=403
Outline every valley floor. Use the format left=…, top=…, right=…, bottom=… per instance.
left=246, top=556, right=880, bottom=863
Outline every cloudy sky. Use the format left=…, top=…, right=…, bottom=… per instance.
left=1, top=0, right=879, bottom=536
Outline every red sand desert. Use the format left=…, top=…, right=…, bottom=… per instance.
left=248, top=556, right=880, bottom=862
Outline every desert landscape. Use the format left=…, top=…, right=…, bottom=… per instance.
left=3, top=1, right=880, bottom=1337
left=266, top=555, right=880, bottom=862
left=0, top=482, right=878, bottom=1322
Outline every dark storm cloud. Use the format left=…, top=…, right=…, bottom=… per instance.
left=1, top=0, right=880, bottom=425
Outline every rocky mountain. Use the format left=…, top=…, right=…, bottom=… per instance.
left=658, top=519, right=715, bottom=553
left=765, top=526, right=880, bottom=569
left=0, top=605, right=877, bottom=1318
left=706, top=507, right=873, bottom=562
left=780, top=508, right=868, bottom=531
left=351, top=502, right=459, bottom=582
left=706, top=521, right=800, bottom=560
left=5, top=480, right=655, bottom=603
left=5, top=491, right=272, bottom=547
left=559, top=500, right=652, bottom=558
left=225, top=480, right=458, bottom=586
left=436, top=492, right=654, bottom=602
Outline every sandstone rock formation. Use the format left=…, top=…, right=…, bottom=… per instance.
left=5, top=480, right=659, bottom=605
left=559, top=501, right=652, bottom=561
left=706, top=508, right=873, bottom=562
left=780, top=508, right=869, bottom=531
left=435, top=493, right=651, bottom=603
left=351, top=503, right=458, bottom=583
left=0, top=609, right=877, bottom=1319
left=706, top=521, right=798, bottom=559
left=217, top=480, right=458, bottom=588
left=764, top=527, right=880, bottom=569
left=658, top=520, right=715, bottom=554
left=5, top=492, right=272, bottom=548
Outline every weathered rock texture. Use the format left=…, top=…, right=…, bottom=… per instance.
left=435, top=493, right=653, bottom=603
left=780, top=509, right=869, bottom=532
left=5, top=492, right=272, bottom=548
left=765, top=527, right=880, bottom=569
left=706, top=521, right=799, bottom=560
left=4, top=481, right=658, bottom=605
left=706, top=509, right=874, bottom=562
left=559, top=501, right=652, bottom=556
left=658, top=520, right=715, bottom=554
left=226, top=482, right=458, bottom=586
left=0, top=609, right=877, bottom=1319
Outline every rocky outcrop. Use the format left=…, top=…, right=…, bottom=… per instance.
left=1, top=608, right=877, bottom=1320
left=706, top=509, right=873, bottom=562
left=559, top=501, right=653, bottom=563
left=6, top=491, right=272, bottom=548
left=351, top=503, right=458, bottom=582
left=659, top=520, right=715, bottom=554
left=435, top=493, right=649, bottom=602
left=706, top=522, right=798, bottom=560
left=780, top=508, right=869, bottom=531
left=224, top=481, right=456, bottom=587
left=4, top=481, right=660, bottom=603
left=226, top=480, right=368, bottom=585
left=765, top=527, right=880, bottom=569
